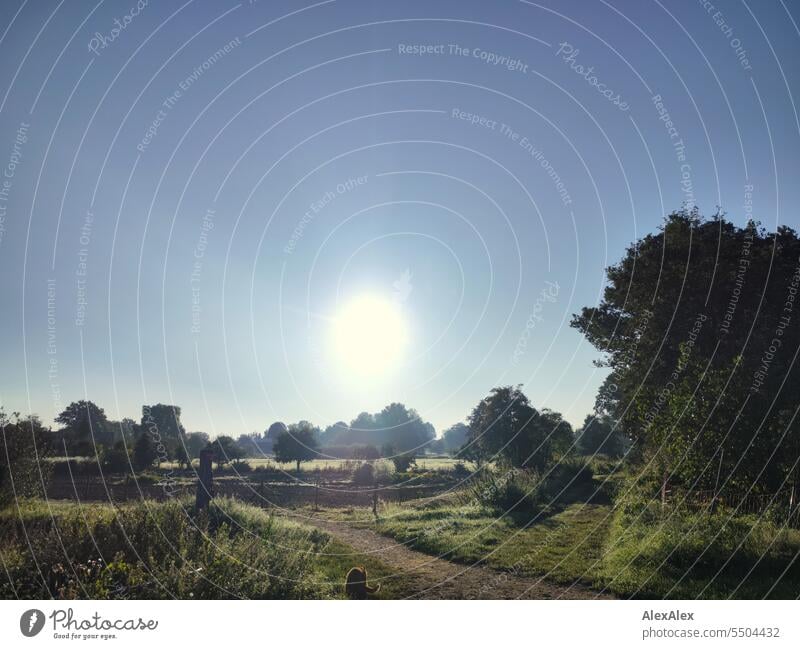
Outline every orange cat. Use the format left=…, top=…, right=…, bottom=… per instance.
left=345, top=566, right=380, bottom=599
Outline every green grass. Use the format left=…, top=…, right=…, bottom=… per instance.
left=307, top=489, right=800, bottom=599
left=602, top=500, right=800, bottom=599
left=313, top=538, right=417, bottom=599
left=147, top=456, right=463, bottom=472
left=0, top=498, right=410, bottom=599
left=314, top=500, right=614, bottom=588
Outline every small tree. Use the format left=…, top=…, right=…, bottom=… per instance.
left=206, top=435, right=244, bottom=469
left=132, top=433, right=157, bottom=471
left=273, top=423, right=319, bottom=472
left=391, top=453, right=416, bottom=473
left=381, top=443, right=415, bottom=472
left=174, top=444, right=191, bottom=470
left=101, top=441, right=131, bottom=474
left=184, top=431, right=209, bottom=459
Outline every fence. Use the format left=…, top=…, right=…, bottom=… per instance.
left=47, top=476, right=453, bottom=509
left=663, top=484, right=800, bottom=527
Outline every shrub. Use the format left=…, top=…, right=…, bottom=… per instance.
left=390, top=453, right=416, bottom=473
left=374, top=462, right=392, bottom=484
left=539, top=457, right=594, bottom=502
left=101, top=442, right=132, bottom=474
left=230, top=459, right=252, bottom=474
left=352, top=462, right=375, bottom=486
left=469, top=468, right=541, bottom=514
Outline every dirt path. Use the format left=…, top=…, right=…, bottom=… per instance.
left=294, top=514, right=613, bottom=600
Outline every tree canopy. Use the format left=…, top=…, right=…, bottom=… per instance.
left=205, top=435, right=244, bottom=468
left=55, top=400, right=108, bottom=453
left=571, top=210, right=800, bottom=491
left=321, top=403, right=435, bottom=455
left=273, top=423, right=320, bottom=472
left=462, top=386, right=559, bottom=469
left=441, top=422, right=469, bottom=455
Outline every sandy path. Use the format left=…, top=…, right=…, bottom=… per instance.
left=294, top=514, right=613, bottom=600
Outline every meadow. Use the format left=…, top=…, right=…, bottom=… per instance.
left=5, top=453, right=800, bottom=599
left=0, top=497, right=415, bottom=599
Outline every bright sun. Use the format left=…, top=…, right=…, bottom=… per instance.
left=331, top=294, right=408, bottom=377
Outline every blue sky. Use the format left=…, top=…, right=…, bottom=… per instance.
left=0, top=0, right=798, bottom=436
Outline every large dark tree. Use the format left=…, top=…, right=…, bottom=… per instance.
left=55, top=400, right=108, bottom=453
left=183, top=431, right=210, bottom=460
left=273, top=423, right=319, bottom=472
left=0, top=409, right=51, bottom=505
left=266, top=421, right=288, bottom=441
left=320, top=421, right=349, bottom=447
left=576, top=414, right=625, bottom=457
left=184, top=431, right=210, bottom=459
left=132, top=432, right=157, bottom=471
left=140, top=404, right=185, bottom=458
left=374, top=403, right=435, bottom=455
left=539, top=408, right=575, bottom=457
left=326, top=404, right=435, bottom=454
left=205, top=435, right=244, bottom=468
left=463, top=386, right=555, bottom=470
left=441, top=422, right=469, bottom=455
left=571, top=209, right=800, bottom=491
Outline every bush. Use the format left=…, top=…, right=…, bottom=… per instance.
left=50, top=458, right=101, bottom=478
left=101, top=443, right=132, bottom=474
left=390, top=453, right=416, bottom=473
left=539, top=457, right=594, bottom=502
left=352, top=462, right=375, bottom=486
left=469, top=468, right=541, bottom=514
left=230, top=459, right=252, bottom=474
left=374, top=462, right=392, bottom=484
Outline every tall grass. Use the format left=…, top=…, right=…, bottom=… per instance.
left=602, top=486, right=800, bottom=598
left=0, top=498, right=334, bottom=599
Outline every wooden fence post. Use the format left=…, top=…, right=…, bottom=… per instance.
left=710, top=449, right=724, bottom=513
left=196, top=449, right=213, bottom=510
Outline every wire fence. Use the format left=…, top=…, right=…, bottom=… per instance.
left=664, top=485, right=800, bottom=527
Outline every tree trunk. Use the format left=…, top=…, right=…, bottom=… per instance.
left=296, top=459, right=300, bottom=473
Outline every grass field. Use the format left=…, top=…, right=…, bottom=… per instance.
left=300, top=489, right=800, bottom=598
left=24, top=457, right=800, bottom=599
left=311, top=500, right=613, bottom=588
left=0, top=498, right=415, bottom=599
left=186, top=456, right=462, bottom=472
left=52, top=456, right=463, bottom=473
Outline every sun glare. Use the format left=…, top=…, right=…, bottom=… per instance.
left=331, top=294, right=408, bottom=377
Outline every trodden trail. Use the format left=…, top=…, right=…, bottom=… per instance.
left=293, top=514, right=614, bottom=600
